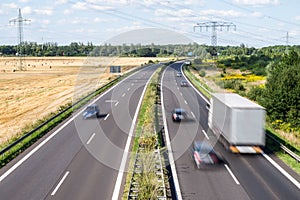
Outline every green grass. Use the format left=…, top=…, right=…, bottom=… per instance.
left=122, top=66, right=164, bottom=200
left=0, top=76, right=121, bottom=168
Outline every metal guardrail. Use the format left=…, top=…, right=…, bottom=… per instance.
left=266, top=133, right=300, bottom=163
left=182, top=63, right=300, bottom=163
left=0, top=76, right=121, bottom=157
left=0, top=64, right=155, bottom=158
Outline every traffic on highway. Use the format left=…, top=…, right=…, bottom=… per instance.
left=0, top=62, right=299, bottom=200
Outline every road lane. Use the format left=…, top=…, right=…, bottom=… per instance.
left=163, top=61, right=300, bottom=200
left=162, top=62, right=250, bottom=200
left=0, top=64, right=160, bottom=200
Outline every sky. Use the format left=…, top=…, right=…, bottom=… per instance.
left=0, top=0, right=300, bottom=47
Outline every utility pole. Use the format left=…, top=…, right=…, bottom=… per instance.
left=194, top=21, right=236, bottom=57
left=9, top=8, right=30, bottom=71
left=285, top=31, right=289, bottom=46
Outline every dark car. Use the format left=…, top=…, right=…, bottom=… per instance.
left=172, top=108, right=187, bottom=122
left=180, top=80, right=189, bottom=87
left=192, top=141, right=221, bottom=168
left=82, top=104, right=100, bottom=119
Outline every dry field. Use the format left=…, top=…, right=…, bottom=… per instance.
left=0, top=56, right=170, bottom=146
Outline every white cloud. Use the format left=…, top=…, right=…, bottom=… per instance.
left=251, top=11, right=263, bottom=18
left=63, top=9, right=72, bottom=15
left=22, top=6, right=33, bottom=15
left=54, top=0, right=68, bottom=5
left=72, top=2, right=88, bottom=10
left=295, top=16, right=300, bottom=21
left=155, top=9, right=194, bottom=17
left=19, top=0, right=31, bottom=3
left=200, top=9, right=243, bottom=18
left=231, top=0, right=279, bottom=6
left=3, top=3, right=18, bottom=9
left=34, top=8, right=53, bottom=15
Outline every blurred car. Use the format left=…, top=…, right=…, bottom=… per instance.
left=192, top=141, right=221, bottom=168
left=176, top=72, right=182, bottom=77
left=172, top=108, right=187, bottom=122
left=82, top=104, right=100, bottom=119
left=180, top=80, right=189, bottom=87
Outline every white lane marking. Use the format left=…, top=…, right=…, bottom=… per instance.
left=224, top=164, right=240, bottom=185
left=122, top=93, right=126, bottom=97
left=105, top=100, right=118, bottom=103
left=262, top=153, right=300, bottom=189
left=131, top=83, right=134, bottom=86
left=104, top=113, right=110, bottom=120
left=160, top=66, right=183, bottom=200
left=184, top=100, right=188, bottom=104
left=127, top=88, right=130, bottom=91
left=177, top=87, right=179, bottom=90
left=86, top=133, right=96, bottom=145
left=0, top=66, right=150, bottom=182
left=180, top=92, right=183, bottom=96
left=180, top=64, right=210, bottom=105
left=111, top=67, right=157, bottom=200
left=115, top=102, right=119, bottom=106
left=191, top=111, right=195, bottom=118
left=51, top=171, right=70, bottom=196
left=202, top=130, right=209, bottom=140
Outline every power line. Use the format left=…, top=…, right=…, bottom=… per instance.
left=9, top=8, right=30, bottom=71
left=194, top=21, right=236, bottom=46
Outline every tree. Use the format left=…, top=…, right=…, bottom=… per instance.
left=263, top=49, right=300, bottom=128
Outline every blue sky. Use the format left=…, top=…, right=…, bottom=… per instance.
left=0, top=0, right=299, bottom=47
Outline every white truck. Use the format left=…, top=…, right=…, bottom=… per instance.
left=208, top=93, right=265, bottom=153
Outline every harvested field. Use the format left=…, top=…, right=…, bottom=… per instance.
left=0, top=56, right=170, bottom=146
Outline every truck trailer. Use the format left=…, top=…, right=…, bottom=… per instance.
left=208, top=93, right=265, bottom=153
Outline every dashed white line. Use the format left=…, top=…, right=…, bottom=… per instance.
left=180, top=92, right=183, bottom=96
left=122, top=93, right=126, bottom=97
left=86, top=133, right=96, bottom=145
left=131, top=83, right=134, bottom=86
left=115, top=102, right=119, bottom=106
left=202, top=130, right=209, bottom=140
left=184, top=100, right=188, bottom=104
left=191, top=111, right=195, bottom=118
left=224, top=164, right=240, bottom=185
left=51, top=171, right=70, bottom=196
left=104, top=113, right=110, bottom=120
left=177, top=87, right=179, bottom=90
left=127, top=88, right=130, bottom=91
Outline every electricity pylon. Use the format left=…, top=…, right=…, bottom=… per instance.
left=9, top=8, right=30, bottom=71
left=194, top=21, right=236, bottom=47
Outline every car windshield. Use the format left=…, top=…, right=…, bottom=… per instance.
left=86, top=106, right=97, bottom=111
left=174, top=108, right=186, bottom=115
left=194, top=141, right=213, bottom=154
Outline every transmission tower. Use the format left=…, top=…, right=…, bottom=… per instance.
left=194, top=21, right=236, bottom=47
left=9, top=8, right=30, bottom=71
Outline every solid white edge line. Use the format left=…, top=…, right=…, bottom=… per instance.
left=202, top=130, right=209, bottom=140
left=224, top=164, right=240, bottom=185
left=51, top=171, right=70, bottom=196
left=111, top=66, right=158, bottom=200
left=180, top=64, right=210, bottom=105
left=104, top=113, right=110, bottom=120
left=0, top=65, right=151, bottom=183
left=262, top=153, right=300, bottom=189
left=86, top=133, right=96, bottom=145
left=161, top=66, right=183, bottom=200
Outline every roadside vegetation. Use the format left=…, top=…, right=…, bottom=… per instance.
left=123, top=66, right=167, bottom=200
left=184, top=46, right=300, bottom=173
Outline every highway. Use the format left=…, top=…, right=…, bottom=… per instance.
left=161, top=62, right=300, bottom=200
left=0, top=64, right=160, bottom=200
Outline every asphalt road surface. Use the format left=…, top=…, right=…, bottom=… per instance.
left=0, top=64, right=160, bottom=200
left=161, top=62, right=300, bottom=200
